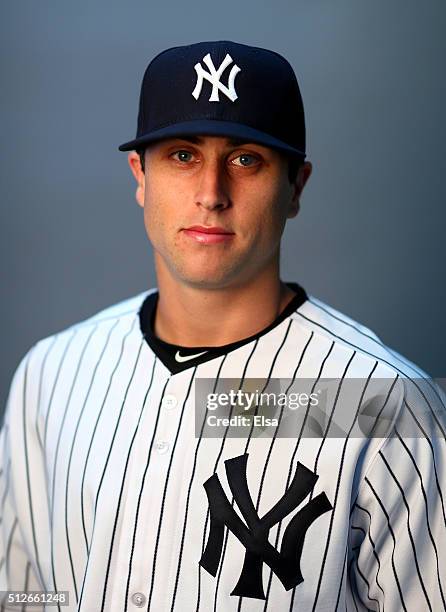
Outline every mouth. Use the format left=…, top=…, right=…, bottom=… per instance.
left=182, top=225, right=235, bottom=244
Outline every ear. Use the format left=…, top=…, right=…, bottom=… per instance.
left=287, top=161, right=312, bottom=219
left=127, top=151, right=145, bottom=208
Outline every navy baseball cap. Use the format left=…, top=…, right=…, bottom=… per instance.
left=118, top=40, right=306, bottom=159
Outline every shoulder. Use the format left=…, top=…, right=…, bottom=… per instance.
left=292, top=293, right=445, bottom=452
left=292, top=293, right=430, bottom=379
left=68, top=288, right=156, bottom=330
left=8, top=288, right=156, bottom=394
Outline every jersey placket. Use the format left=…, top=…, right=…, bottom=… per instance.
left=119, top=366, right=195, bottom=611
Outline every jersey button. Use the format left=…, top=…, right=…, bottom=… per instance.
left=131, top=592, right=146, bottom=607
left=162, top=394, right=178, bottom=409
left=154, top=440, right=169, bottom=454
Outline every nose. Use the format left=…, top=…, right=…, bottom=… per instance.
left=194, top=158, right=231, bottom=211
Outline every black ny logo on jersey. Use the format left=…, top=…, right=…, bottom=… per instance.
left=199, top=453, right=333, bottom=600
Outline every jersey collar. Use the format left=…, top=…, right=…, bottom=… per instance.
left=138, top=282, right=307, bottom=374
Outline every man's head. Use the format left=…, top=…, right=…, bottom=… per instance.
left=120, top=41, right=312, bottom=289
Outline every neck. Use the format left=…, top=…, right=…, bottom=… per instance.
left=153, top=263, right=296, bottom=348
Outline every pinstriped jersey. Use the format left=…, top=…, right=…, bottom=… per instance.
left=1, top=286, right=445, bottom=611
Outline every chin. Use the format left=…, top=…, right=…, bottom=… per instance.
left=176, top=266, right=240, bottom=289
left=159, top=249, right=250, bottom=288
left=181, top=275, right=232, bottom=289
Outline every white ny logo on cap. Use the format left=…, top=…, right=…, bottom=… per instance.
left=192, top=53, right=241, bottom=102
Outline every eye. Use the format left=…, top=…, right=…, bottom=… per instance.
left=171, top=150, right=194, bottom=163
left=231, top=153, right=260, bottom=167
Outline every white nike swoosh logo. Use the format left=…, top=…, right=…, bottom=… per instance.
left=175, top=350, right=208, bottom=363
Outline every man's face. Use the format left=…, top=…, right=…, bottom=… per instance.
left=128, top=135, right=311, bottom=289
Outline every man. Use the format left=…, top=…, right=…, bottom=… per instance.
left=0, top=40, right=445, bottom=612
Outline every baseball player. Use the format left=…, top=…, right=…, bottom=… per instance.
left=1, top=40, right=445, bottom=612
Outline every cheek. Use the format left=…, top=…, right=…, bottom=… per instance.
left=142, top=182, right=173, bottom=247
left=247, top=186, right=290, bottom=240
left=269, top=181, right=295, bottom=228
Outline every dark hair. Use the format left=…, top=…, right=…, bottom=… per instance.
left=136, top=147, right=303, bottom=183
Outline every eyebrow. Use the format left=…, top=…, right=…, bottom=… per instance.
left=173, top=135, right=253, bottom=147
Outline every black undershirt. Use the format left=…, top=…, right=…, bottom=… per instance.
left=138, top=281, right=307, bottom=374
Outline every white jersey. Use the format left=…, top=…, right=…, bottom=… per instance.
left=1, top=286, right=445, bottom=611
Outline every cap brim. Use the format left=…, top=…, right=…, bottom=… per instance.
left=118, top=119, right=305, bottom=158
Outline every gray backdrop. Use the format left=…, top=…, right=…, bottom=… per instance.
left=1, top=0, right=445, bottom=413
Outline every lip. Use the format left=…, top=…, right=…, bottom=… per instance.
left=182, top=225, right=235, bottom=244
left=185, top=225, right=234, bottom=234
